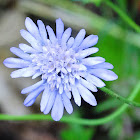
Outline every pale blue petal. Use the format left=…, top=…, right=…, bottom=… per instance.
left=43, top=90, right=56, bottom=114
left=46, top=26, right=57, bottom=44
left=56, top=18, right=64, bottom=43
left=19, top=67, right=36, bottom=77
left=25, top=17, right=42, bottom=42
left=32, top=72, right=42, bottom=79
left=89, top=69, right=118, bottom=81
left=82, top=57, right=105, bottom=66
left=72, top=29, right=86, bottom=50
left=59, top=83, right=63, bottom=94
left=10, top=69, right=25, bottom=78
left=61, top=28, right=72, bottom=46
left=24, top=85, right=45, bottom=106
left=10, top=67, right=32, bottom=78
left=78, top=64, right=87, bottom=71
left=37, top=20, right=48, bottom=45
left=67, top=37, right=74, bottom=49
left=75, top=47, right=99, bottom=59
left=62, top=93, right=73, bottom=114
left=20, top=29, right=42, bottom=51
left=21, top=80, right=45, bottom=94
left=65, top=91, right=71, bottom=99
left=91, top=62, right=114, bottom=69
left=80, top=72, right=105, bottom=88
left=24, top=98, right=36, bottom=107
left=40, top=86, right=51, bottom=112
left=19, top=43, right=37, bottom=53
left=71, top=85, right=81, bottom=106
left=3, top=58, right=30, bottom=68
left=51, top=93, right=64, bottom=121
left=80, top=78, right=98, bottom=92
left=79, top=35, right=98, bottom=50
left=77, top=84, right=97, bottom=106
left=10, top=47, right=31, bottom=60
left=85, top=73, right=106, bottom=88
left=11, top=67, right=37, bottom=78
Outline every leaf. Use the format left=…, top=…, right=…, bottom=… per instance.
left=72, top=0, right=103, bottom=6
left=95, top=98, right=121, bottom=113
left=60, top=125, right=94, bottom=140
left=60, top=112, right=95, bottom=140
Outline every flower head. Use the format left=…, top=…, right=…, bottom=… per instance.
left=3, top=17, right=118, bottom=121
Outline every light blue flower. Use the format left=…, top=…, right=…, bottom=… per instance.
left=3, top=17, right=118, bottom=121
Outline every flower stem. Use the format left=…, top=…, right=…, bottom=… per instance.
left=100, top=86, right=140, bottom=107
left=87, top=0, right=140, bottom=33
left=0, top=82, right=140, bottom=125
left=104, top=0, right=140, bottom=33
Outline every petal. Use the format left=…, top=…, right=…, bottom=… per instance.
left=91, top=62, right=114, bottom=69
left=61, top=28, right=72, bottom=46
left=71, top=85, right=81, bottom=106
left=80, top=78, right=98, bottom=92
left=20, top=29, right=42, bottom=51
left=56, top=18, right=64, bottom=43
left=3, top=58, right=30, bottom=68
left=65, top=91, right=71, bottom=99
left=72, top=29, right=86, bottom=50
left=59, top=83, right=63, bottom=94
left=69, top=76, right=75, bottom=85
left=75, top=47, right=99, bottom=59
left=24, top=98, right=36, bottom=107
left=67, top=37, right=74, bottom=49
left=84, top=73, right=105, bottom=88
left=78, top=64, right=87, bottom=71
left=46, top=26, right=57, bottom=44
left=89, top=69, right=118, bottom=81
left=43, top=90, right=56, bottom=114
left=10, top=47, right=31, bottom=60
left=62, top=93, right=73, bottom=114
left=77, top=84, right=97, bottom=106
left=11, top=67, right=36, bottom=78
left=20, top=67, right=36, bottom=77
left=40, top=86, right=51, bottom=112
left=24, top=85, right=45, bottom=106
left=82, top=57, right=105, bottom=66
left=32, top=72, right=42, bottom=79
left=25, top=17, right=42, bottom=42
left=21, top=80, right=45, bottom=94
left=79, top=35, right=98, bottom=50
left=19, top=43, right=36, bottom=54
left=10, top=68, right=26, bottom=78
left=51, top=93, right=64, bottom=121
left=37, top=20, right=48, bottom=45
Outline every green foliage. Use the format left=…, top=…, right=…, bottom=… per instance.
left=72, top=0, right=103, bottom=6
left=131, top=131, right=140, bottom=140
left=95, top=98, right=121, bottom=113
left=107, top=118, right=123, bottom=140
left=60, top=124, right=94, bottom=140
left=117, top=0, right=127, bottom=11
left=60, top=113, right=95, bottom=140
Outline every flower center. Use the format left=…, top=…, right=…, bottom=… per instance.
left=30, top=40, right=83, bottom=94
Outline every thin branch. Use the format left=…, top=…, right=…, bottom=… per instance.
left=104, top=0, right=140, bottom=33
left=100, top=87, right=140, bottom=107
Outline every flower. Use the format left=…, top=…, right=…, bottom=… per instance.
left=3, top=17, right=118, bottom=121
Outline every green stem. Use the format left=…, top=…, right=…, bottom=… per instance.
left=86, top=0, right=140, bottom=32
left=100, top=87, right=140, bottom=107
left=104, top=0, right=140, bottom=33
left=0, top=82, right=140, bottom=126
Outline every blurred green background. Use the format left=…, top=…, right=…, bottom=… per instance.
left=0, top=0, right=140, bottom=139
